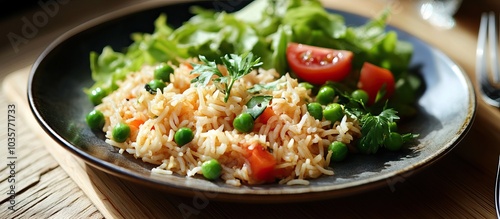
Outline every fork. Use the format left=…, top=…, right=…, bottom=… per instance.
left=495, top=155, right=500, bottom=218
left=476, top=12, right=500, bottom=107
left=477, top=12, right=500, bottom=217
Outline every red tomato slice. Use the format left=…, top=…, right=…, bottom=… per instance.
left=357, top=62, right=395, bottom=105
left=286, top=42, right=353, bottom=85
left=245, top=143, right=277, bottom=182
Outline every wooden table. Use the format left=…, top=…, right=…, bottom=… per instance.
left=1, top=0, right=499, bottom=218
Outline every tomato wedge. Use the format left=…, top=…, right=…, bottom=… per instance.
left=245, top=142, right=277, bottom=182
left=357, top=62, right=395, bottom=105
left=286, top=42, right=354, bottom=85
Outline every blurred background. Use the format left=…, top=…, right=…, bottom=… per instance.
left=0, top=0, right=142, bottom=80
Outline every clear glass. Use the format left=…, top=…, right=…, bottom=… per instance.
left=418, top=0, right=463, bottom=29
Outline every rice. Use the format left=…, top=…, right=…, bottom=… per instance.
left=95, top=59, right=362, bottom=186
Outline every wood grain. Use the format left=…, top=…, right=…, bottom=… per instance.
left=0, top=69, right=103, bottom=218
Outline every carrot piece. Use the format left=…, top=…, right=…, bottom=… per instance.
left=128, top=119, right=144, bottom=129
left=183, top=61, right=193, bottom=70
left=257, top=106, right=275, bottom=124
left=246, top=143, right=277, bottom=182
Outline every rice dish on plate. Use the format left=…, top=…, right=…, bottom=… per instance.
left=95, top=59, right=361, bottom=186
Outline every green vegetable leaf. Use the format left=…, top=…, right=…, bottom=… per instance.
left=247, top=80, right=286, bottom=94
left=270, top=24, right=292, bottom=74
left=358, top=108, right=399, bottom=154
left=328, top=82, right=419, bottom=154
left=191, top=52, right=263, bottom=102
left=246, top=95, right=273, bottom=119
left=190, top=55, right=224, bottom=86
left=86, top=0, right=415, bottom=108
left=402, top=133, right=419, bottom=143
left=85, top=13, right=187, bottom=98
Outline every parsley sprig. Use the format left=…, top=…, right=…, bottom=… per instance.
left=357, top=109, right=398, bottom=154
left=190, top=52, right=263, bottom=102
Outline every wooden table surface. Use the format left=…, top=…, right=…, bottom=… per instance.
left=1, top=0, right=500, bottom=218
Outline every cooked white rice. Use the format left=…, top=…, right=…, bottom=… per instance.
left=96, top=59, right=361, bottom=186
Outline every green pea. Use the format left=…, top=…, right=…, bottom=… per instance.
left=393, top=76, right=418, bottom=105
left=351, top=89, right=369, bottom=105
left=154, top=63, right=174, bottom=82
left=328, top=141, right=348, bottom=162
left=86, top=110, right=105, bottom=130
left=146, top=79, right=166, bottom=94
left=323, top=103, right=344, bottom=123
left=316, top=86, right=335, bottom=105
left=384, top=132, right=403, bottom=151
left=389, top=122, right=398, bottom=132
left=233, top=113, right=254, bottom=133
left=307, top=102, right=323, bottom=120
left=201, top=159, right=222, bottom=180
left=298, top=82, right=314, bottom=90
left=112, top=122, right=130, bottom=143
left=89, top=87, right=107, bottom=105
left=174, top=127, right=194, bottom=147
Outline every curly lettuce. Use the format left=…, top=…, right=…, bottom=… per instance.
left=85, top=0, right=413, bottom=105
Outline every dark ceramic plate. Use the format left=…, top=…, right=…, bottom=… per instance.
left=28, top=0, right=476, bottom=202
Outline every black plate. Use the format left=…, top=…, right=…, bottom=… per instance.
left=28, top=0, right=476, bottom=203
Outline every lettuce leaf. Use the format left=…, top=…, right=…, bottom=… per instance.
left=85, top=14, right=186, bottom=97
left=86, top=0, right=413, bottom=104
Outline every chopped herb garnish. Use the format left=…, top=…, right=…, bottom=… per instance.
left=357, top=108, right=399, bottom=154
left=191, top=52, right=262, bottom=102
left=246, top=95, right=273, bottom=119
left=332, top=84, right=419, bottom=154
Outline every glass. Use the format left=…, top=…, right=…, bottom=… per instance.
left=418, top=0, right=463, bottom=29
